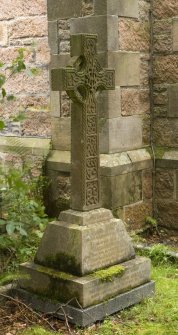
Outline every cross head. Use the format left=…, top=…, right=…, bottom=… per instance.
left=51, top=34, right=115, bottom=211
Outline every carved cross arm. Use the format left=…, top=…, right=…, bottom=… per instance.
left=96, top=69, right=115, bottom=91
left=51, top=67, right=86, bottom=103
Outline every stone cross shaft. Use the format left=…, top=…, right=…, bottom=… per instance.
left=51, top=34, right=115, bottom=211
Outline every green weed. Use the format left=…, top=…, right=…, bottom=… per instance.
left=0, top=166, right=49, bottom=276
left=0, top=167, right=48, bottom=237
left=137, top=244, right=176, bottom=266
left=145, top=216, right=157, bottom=229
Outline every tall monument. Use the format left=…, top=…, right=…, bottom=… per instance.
left=51, top=34, right=115, bottom=211
left=18, top=34, right=154, bottom=326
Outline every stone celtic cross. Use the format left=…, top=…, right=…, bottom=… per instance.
left=51, top=34, right=115, bottom=211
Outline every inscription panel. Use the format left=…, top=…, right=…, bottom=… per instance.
left=83, top=219, right=135, bottom=273
left=36, top=219, right=135, bottom=276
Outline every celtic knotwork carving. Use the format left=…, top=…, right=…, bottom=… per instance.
left=65, top=68, right=85, bottom=104
left=86, top=167, right=98, bottom=181
left=86, top=157, right=98, bottom=168
left=106, top=71, right=115, bottom=88
left=86, top=181, right=99, bottom=206
left=86, top=158, right=98, bottom=181
left=51, top=34, right=115, bottom=210
left=87, top=115, right=97, bottom=134
left=86, top=136, right=97, bottom=157
left=84, top=36, right=96, bottom=57
left=66, top=72, right=75, bottom=88
left=85, top=93, right=96, bottom=114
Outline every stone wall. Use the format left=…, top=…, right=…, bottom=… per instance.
left=50, top=0, right=151, bottom=154
left=118, top=0, right=151, bottom=150
left=0, top=0, right=51, bottom=193
left=46, top=0, right=153, bottom=229
left=152, top=0, right=178, bottom=229
left=0, top=0, right=50, bottom=138
left=4, top=0, right=178, bottom=230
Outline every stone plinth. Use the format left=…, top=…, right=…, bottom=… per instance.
left=34, top=209, right=135, bottom=276
left=19, top=256, right=151, bottom=308
left=17, top=208, right=154, bottom=325
left=13, top=282, right=155, bottom=327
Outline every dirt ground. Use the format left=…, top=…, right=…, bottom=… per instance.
left=0, top=293, right=73, bottom=335
left=138, top=226, right=178, bottom=251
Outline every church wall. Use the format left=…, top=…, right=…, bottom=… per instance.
left=46, top=0, right=153, bottom=230
left=3, top=1, right=178, bottom=230
left=0, top=1, right=50, bottom=176
left=0, top=0, right=51, bottom=138
left=152, top=0, right=178, bottom=229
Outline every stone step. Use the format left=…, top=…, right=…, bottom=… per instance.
left=19, top=256, right=151, bottom=309
left=13, top=281, right=155, bottom=327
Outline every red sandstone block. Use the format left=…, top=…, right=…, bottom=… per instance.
left=153, top=55, right=178, bottom=84
left=0, top=0, right=46, bottom=20
left=5, top=68, right=49, bottom=95
left=119, top=19, right=150, bottom=52
left=153, top=0, right=178, bottom=19
left=9, top=16, right=48, bottom=39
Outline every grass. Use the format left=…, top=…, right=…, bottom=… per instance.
left=79, top=265, right=178, bottom=335
left=20, top=327, right=60, bottom=335
left=112, top=265, right=178, bottom=335
left=18, top=264, right=178, bottom=335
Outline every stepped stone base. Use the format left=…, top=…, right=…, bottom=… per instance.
left=12, top=282, right=155, bottom=327
left=17, top=208, right=154, bottom=325
left=19, top=256, right=151, bottom=308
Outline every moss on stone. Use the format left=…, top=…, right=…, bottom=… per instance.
left=154, top=146, right=178, bottom=159
left=30, top=283, right=79, bottom=306
left=112, top=207, right=123, bottom=219
left=47, top=283, right=79, bottom=304
left=28, top=268, right=80, bottom=305
left=42, top=252, right=81, bottom=275
left=36, top=265, right=75, bottom=281
left=154, top=146, right=168, bottom=159
left=132, top=145, right=178, bottom=161
left=91, top=264, right=125, bottom=282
